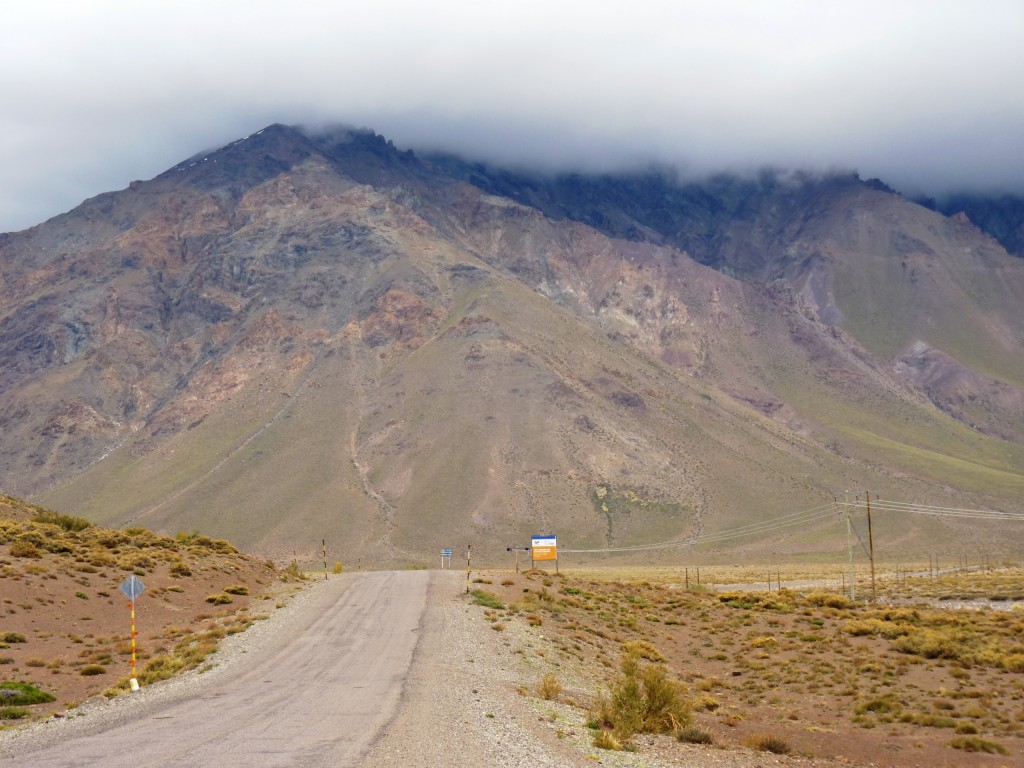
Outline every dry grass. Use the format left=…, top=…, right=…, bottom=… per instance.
left=0, top=496, right=283, bottom=723
left=473, top=565, right=1024, bottom=764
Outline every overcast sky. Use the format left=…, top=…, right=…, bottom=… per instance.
left=2, top=0, right=1023, bottom=232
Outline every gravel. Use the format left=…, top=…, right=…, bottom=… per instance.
left=1, top=571, right=851, bottom=767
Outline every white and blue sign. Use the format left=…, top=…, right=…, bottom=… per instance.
left=120, top=575, right=146, bottom=601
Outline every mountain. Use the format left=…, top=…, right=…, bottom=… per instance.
left=921, top=192, right=1024, bottom=257
left=1, top=124, right=1022, bottom=565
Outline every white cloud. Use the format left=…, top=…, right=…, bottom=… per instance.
left=2, top=0, right=1023, bottom=231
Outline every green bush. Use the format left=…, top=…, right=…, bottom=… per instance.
left=0, top=682, right=56, bottom=705
left=594, top=649, right=690, bottom=742
left=470, top=590, right=505, bottom=610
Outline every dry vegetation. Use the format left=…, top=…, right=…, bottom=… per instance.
left=472, top=565, right=1024, bottom=766
left=0, top=495, right=289, bottom=727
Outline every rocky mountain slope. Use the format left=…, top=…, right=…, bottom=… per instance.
left=1, top=124, right=1021, bottom=564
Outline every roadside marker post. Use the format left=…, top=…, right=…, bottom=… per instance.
left=465, top=545, right=471, bottom=594
left=119, top=575, right=145, bottom=690
left=323, top=539, right=328, bottom=581
left=506, top=546, right=530, bottom=573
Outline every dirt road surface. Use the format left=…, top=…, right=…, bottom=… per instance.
left=0, top=570, right=585, bottom=768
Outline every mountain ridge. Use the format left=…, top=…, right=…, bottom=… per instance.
left=1, top=123, right=1022, bottom=564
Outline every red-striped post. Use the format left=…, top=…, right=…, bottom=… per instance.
left=130, top=599, right=138, bottom=678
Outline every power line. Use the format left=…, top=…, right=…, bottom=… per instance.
left=560, top=496, right=1023, bottom=555
left=847, top=498, right=1023, bottom=521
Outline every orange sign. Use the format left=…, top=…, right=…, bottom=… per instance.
left=531, top=535, right=557, bottom=561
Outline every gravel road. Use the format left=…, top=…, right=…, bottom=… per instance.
left=1, top=568, right=844, bottom=767
left=0, top=570, right=587, bottom=768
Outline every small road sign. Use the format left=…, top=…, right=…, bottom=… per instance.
left=442, top=547, right=453, bottom=557
left=120, top=575, right=146, bottom=601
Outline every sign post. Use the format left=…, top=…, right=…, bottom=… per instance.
left=119, top=575, right=146, bottom=690
left=441, top=547, right=453, bottom=569
left=506, top=546, right=531, bottom=572
left=531, top=535, right=558, bottom=573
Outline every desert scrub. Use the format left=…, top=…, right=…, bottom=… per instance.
left=223, top=584, right=249, bottom=596
left=744, top=733, right=791, bottom=754
left=537, top=673, right=563, bottom=701
left=677, top=726, right=713, bottom=744
left=470, top=589, right=504, bottom=610
left=205, top=593, right=233, bottom=605
left=593, top=648, right=691, bottom=743
left=0, top=682, right=55, bottom=706
left=805, top=591, right=854, bottom=609
left=621, top=639, right=665, bottom=662
left=949, top=736, right=1008, bottom=754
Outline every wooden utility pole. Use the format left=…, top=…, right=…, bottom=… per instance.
left=845, top=491, right=855, bottom=601
left=866, top=490, right=876, bottom=603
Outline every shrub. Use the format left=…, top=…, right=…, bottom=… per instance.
left=592, top=730, right=623, bottom=751
left=805, top=591, right=854, bottom=609
left=332, top=561, right=344, bottom=574
left=621, top=639, right=665, bottom=662
left=169, top=561, right=192, bottom=577
left=949, top=736, right=1007, bottom=754
left=205, top=593, right=232, bottom=605
left=855, top=694, right=902, bottom=716
left=470, top=590, right=504, bottom=610
left=745, top=733, right=791, bottom=754
left=80, top=664, right=106, bottom=676
left=1001, top=653, right=1024, bottom=672
left=594, top=649, right=691, bottom=742
left=281, top=561, right=306, bottom=582
left=0, top=707, right=30, bottom=720
left=693, top=693, right=720, bottom=712
left=0, top=682, right=55, bottom=705
left=0, top=632, right=26, bottom=643
left=138, top=654, right=185, bottom=684
left=31, top=511, right=91, bottom=532
left=677, top=726, right=713, bottom=744
left=9, top=541, right=41, bottom=558
left=537, top=673, right=563, bottom=701
left=892, top=628, right=966, bottom=660
left=223, top=584, right=249, bottom=596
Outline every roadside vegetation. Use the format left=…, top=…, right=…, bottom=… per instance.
left=470, top=566, right=1024, bottom=765
left=0, top=494, right=286, bottom=725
